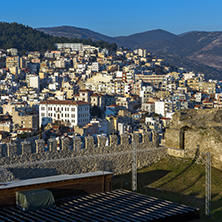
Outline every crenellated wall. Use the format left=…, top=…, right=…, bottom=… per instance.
left=0, top=132, right=168, bottom=182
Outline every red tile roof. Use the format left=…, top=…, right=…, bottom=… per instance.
left=144, top=102, right=154, bottom=104
left=40, top=100, right=90, bottom=105
left=91, top=93, right=103, bottom=97
left=18, top=128, right=34, bottom=131
left=161, top=117, right=171, bottom=120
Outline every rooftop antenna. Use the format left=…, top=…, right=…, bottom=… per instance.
left=132, top=141, right=137, bottom=191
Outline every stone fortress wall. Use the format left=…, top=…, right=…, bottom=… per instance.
left=166, top=109, right=222, bottom=169
left=3, top=109, right=222, bottom=182
left=0, top=132, right=168, bottom=182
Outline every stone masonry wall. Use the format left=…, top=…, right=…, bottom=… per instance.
left=165, top=129, right=180, bottom=149
left=0, top=132, right=168, bottom=182
left=165, top=109, right=222, bottom=169
left=166, top=127, right=222, bottom=169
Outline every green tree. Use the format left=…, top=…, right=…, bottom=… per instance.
left=90, top=106, right=102, bottom=118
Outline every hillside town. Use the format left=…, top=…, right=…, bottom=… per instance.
left=0, top=43, right=221, bottom=145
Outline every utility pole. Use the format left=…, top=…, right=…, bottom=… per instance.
left=132, top=141, right=137, bottom=191
left=203, top=152, right=211, bottom=216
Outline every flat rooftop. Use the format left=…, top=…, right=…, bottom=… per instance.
left=0, top=171, right=112, bottom=190
left=0, top=189, right=199, bottom=222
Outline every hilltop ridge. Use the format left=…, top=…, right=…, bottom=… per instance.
left=38, top=25, right=222, bottom=80
left=0, top=22, right=117, bottom=53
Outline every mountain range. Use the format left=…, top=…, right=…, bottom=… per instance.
left=38, top=26, right=222, bottom=80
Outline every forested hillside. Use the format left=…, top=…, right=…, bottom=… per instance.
left=0, top=22, right=117, bottom=53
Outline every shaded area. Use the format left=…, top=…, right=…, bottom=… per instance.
left=6, top=167, right=58, bottom=180
left=0, top=190, right=199, bottom=222
left=157, top=158, right=196, bottom=188
left=50, top=188, right=89, bottom=200
left=113, top=169, right=171, bottom=191
left=112, top=156, right=222, bottom=221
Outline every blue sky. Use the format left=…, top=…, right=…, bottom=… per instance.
left=0, top=0, right=222, bottom=36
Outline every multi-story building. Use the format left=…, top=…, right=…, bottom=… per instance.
left=155, top=101, right=165, bottom=117
left=178, top=79, right=187, bottom=88
left=6, top=56, right=20, bottom=69
left=116, top=97, right=132, bottom=110
left=186, top=78, right=201, bottom=91
left=39, top=100, right=90, bottom=127
left=138, top=49, right=147, bottom=57
left=11, top=107, right=39, bottom=130
left=132, top=80, right=142, bottom=95
left=0, top=114, right=12, bottom=132
left=91, top=62, right=100, bottom=72
left=75, top=90, right=93, bottom=103
left=26, top=74, right=40, bottom=89
left=140, top=85, right=153, bottom=103
left=200, top=82, right=216, bottom=94
left=141, top=102, right=155, bottom=113
left=55, top=43, right=83, bottom=51
left=135, top=74, right=165, bottom=87
left=91, top=93, right=105, bottom=110
left=115, top=81, right=126, bottom=95
left=105, top=116, right=118, bottom=134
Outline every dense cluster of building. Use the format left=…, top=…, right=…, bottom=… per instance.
left=0, top=43, right=221, bottom=143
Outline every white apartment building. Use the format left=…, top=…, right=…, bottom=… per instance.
left=134, top=49, right=147, bottom=57
left=26, top=75, right=40, bottom=89
left=140, top=86, right=153, bottom=103
left=155, top=101, right=165, bottom=117
left=55, top=59, right=66, bottom=68
left=39, top=100, right=90, bottom=127
left=55, top=43, right=83, bottom=51
left=91, top=62, right=100, bottom=72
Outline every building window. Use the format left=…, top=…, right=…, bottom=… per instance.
left=41, top=113, right=45, bottom=117
left=71, top=108, right=75, bottom=112
left=41, top=107, right=45, bottom=110
left=71, top=114, right=75, bottom=118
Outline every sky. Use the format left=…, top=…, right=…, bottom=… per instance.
left=0, top=0, right=222, bottom=37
